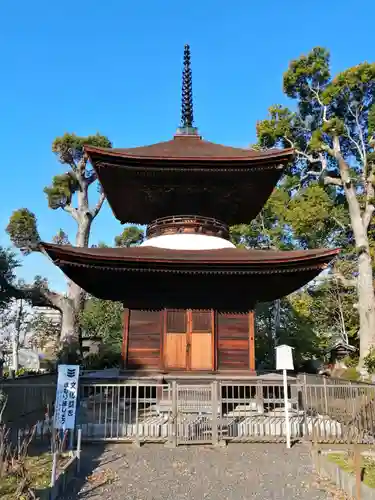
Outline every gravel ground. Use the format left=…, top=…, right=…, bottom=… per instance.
left=63, top=443, right=332, bottom=500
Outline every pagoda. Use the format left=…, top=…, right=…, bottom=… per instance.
left=42, top=45, right=339, bottom=374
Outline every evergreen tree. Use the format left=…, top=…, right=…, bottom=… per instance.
left=6, top=133, right=112, bottom=356
left=256, top=47, right=375, bottom=363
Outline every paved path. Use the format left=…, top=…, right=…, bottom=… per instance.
left=64, top=443, right=332, bottom=500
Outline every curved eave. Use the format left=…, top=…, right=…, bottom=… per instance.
left=41, top=243, right=339, bottom=306
left=84, top=145, right=294, bottom=170
left=41, top=243, right=340, bottom=271
left=84, top=144, right=294, bottom=225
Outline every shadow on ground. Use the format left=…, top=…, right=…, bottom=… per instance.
left=63, top=443, right=120, bottom=499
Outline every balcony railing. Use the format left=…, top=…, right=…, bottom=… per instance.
left=146, top=215, right=230, bottom=240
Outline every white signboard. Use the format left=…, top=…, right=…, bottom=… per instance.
left=54, top=364, right=79, bottom=430
left=276, top=344, right=294, bottom=371
left=275, top=344, right=294, bottom=449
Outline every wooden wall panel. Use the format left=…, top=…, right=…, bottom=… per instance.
left=127, top=310, right=162, bottom=369
left=217, top=312, right=250, bottom=370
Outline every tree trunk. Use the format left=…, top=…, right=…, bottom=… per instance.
left=60, top=214, right=92, bottom=352
left=12, top=299, right=23, bottom=373
left=345, top=202, right=375, bottom=362
left=339, top=150, right=375, bottom=362
left=75, top=214, right=92, bottom=248
left=59, top=298, right=75, bottom=345
left=357, top=250, right=375, bottom=360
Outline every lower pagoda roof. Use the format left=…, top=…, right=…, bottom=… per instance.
left=42, top=243, right=339, bottom=310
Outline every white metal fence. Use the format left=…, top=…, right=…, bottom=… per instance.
left=76, top=377, right=375, bottom=446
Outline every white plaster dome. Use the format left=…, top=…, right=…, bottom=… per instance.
left=140, top=233, right=236, bottom=250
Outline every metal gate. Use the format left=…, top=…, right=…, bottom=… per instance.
left=174, top=383, right=218, bottom=445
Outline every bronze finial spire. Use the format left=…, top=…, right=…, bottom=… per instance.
left=181, top=44, right=193, bottom=128
left=176, top=44, right=199, bottom=136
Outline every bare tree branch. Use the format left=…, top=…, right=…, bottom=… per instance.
left=320, top=143, right=336, bottom=159
left=284, top=136, right=319, bottom=164
left=347, top=101, right=367, bottom=177
left=309, top=85, right=329, bottom=122
left=8, top=282, right=64, bottom=311
left=324, top=176, right=343, bottom=187
left=363, top=203, right=375, bottom=230
left=62, top=204, right=79, bottom=221
left=332, top=217, right=348, bottom=231
left=90, top=191, right=106, bottom=219
left=345, top=124, right=366, bottom=168
left=86, top=172, right=97, bottom=186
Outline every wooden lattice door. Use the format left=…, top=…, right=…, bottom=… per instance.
left=190, top=310, right=213, bottom=370
left=164, top=310, right=214, bottom=371
left=164, top=310, right=188, bottom=369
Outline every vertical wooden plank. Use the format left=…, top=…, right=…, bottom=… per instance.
left=212, top=309, right=216, bottom=371
left=160, top=309, right=166, bottom=372
left=187, top=309, right=192, bottom=369
left=217, top=312, right=250, bottom=370
left=122, top=307, right=130, bottom=369
left=165, top=334, right=187, bottom=368
left=164, top=309, right=189, bottom=370
left=190, top=334, right=212, bottom=369
left=249, top=310, right=255, bottom=372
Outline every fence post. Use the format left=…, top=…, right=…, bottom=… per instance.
left=255, top=381, right=264, bottom=414
left=323, top=377, right=328, bottom=415
left=354, top=443, right=362, bottom=500
left=134, top=382, right=140, bottom=447
left=166, top=381, right=177, bottom=448
left=302, top=374, right=309, bottom=440
left=76, top=428, right=82, bottom=475
left=211, top=381, right=219, bottom=446
left=50, top=450, right=58, bottom=487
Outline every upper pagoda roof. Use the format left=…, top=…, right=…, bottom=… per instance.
left=85, top=137, right=293, bottom=163
left=84, top=138, right=293, bottom=225
left=41, top=243, right=339, bottom=309
left=82, top=45, right=294, bottom=225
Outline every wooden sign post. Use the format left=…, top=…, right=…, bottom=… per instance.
left=276, top=344, right=294, bottom=449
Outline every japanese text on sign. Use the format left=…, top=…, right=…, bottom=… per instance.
left=54, top=365, right=79, bottom=430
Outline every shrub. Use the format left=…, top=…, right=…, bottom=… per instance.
left=341, top=367, right=360, bottom=381
left=341, top=355, right=359, bottom=368
left=364, top=348, right=375, bottom=374
left=82, top=350, right=121, bottom=370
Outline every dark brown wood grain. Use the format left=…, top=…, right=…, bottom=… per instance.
left=127, top=309, right=162, bottom=369
left=217, top=312, right=250, bottom=370
left=249, top=310, right=255, bottom=371
left=122, top=308, right=130, bottom=368
left=126, top=308, right=254, bottom=373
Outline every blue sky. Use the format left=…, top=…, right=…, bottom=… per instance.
left=1, top=0, right=375, bottom=292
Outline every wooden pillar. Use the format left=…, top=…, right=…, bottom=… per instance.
left=122, top=308, right=130, bottom=369
left=249, top=310, right=255, bottom=372
left=212, top=309, right=216, bottom=371
left=160, top=309, right=166, bottom=372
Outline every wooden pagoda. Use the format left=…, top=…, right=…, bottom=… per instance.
left=42, top=45, right=339, bottom=375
